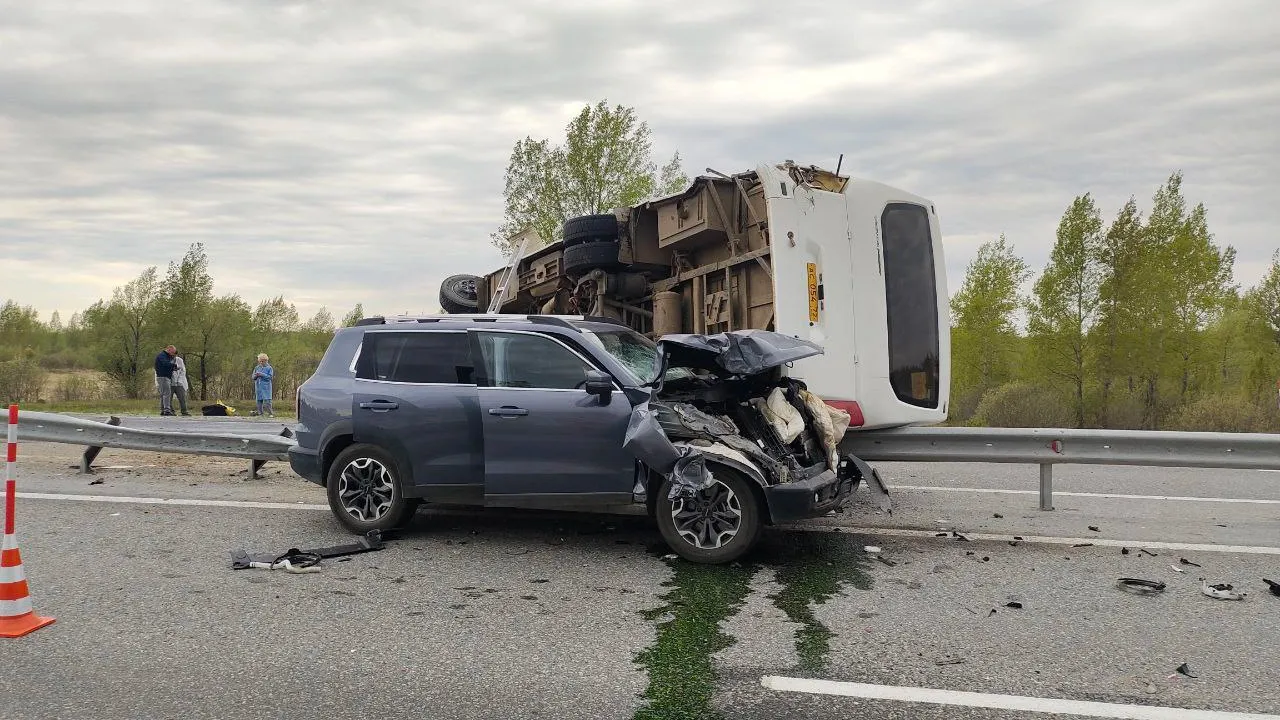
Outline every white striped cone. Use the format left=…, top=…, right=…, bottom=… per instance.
left=1, top=532, right=54, bottom=637
left=2, top=403, right=54, bottom=638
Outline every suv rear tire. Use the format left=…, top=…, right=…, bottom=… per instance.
left=655, top=466, right=763, bottom=564
left=326, top=443, right=419, bottom=533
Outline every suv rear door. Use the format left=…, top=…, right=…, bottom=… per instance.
left=351, top=330, right=483, bottom=503
left=469, top=329, right=635, bottom=506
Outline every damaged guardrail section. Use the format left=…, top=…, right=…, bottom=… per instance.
left=16, top=411, right=294, bottom=477
left=841, top=426, right=1280, bottom=510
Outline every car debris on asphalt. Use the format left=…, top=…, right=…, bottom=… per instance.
left=229, top=529, right=386, bottom=572
left=1264, top=578, right=1280, bottom=597
left=1175, top=663, right=1198, bottom=679
left=1116, top=577, right=1167, bottom=595
left=1200, top=581, right=1246, bottom=601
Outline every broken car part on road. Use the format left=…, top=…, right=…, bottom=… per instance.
left=1115, top=578, right=1167, bottom=595
left=229, top=529, right=386, bottom=572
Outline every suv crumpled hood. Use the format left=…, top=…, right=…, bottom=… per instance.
left=655, top=329, right=824, bottom=377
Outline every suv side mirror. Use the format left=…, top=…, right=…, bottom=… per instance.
left=584, top=370, right=614, bottom=403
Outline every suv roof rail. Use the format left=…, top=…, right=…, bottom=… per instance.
left=526, top=316, right=581, bottom=332
left=354, top=316, right=386, bottom=326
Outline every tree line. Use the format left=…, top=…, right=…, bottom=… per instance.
left=0, top=243, right=363, bottom=409
left=3, top=100, right=1277, bottom=432
left=951, top=171, right=1280, bottom=432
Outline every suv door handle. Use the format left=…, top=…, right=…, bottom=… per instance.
left=488, top=406, right=528, bottom=417
left=359, top=400, right=399, bottom=412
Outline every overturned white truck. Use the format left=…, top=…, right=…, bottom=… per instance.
left=441, top=160, right=951, bottom=431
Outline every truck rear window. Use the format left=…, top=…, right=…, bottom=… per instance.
left=881, top=203, right=940, bottom=409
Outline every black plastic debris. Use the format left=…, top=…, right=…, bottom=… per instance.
left=987, top=608, right=997, bottom=617
left=1121, top=547, right=1131, bottom=555
left=88, top=479, right=104, bottom=486
left=1005, top=601, right=1024, bottom=609
left=935, top=532, right=949, bottom=538
left=935, top=657, right=965, bottom=666
left=1179, top=558, right=1202, bottom=568
left=1140, top=549, right=1158, bottom=557
left=1013, top=536, right=1024, bottom=541
left=1116, top=578, right=1167, bottom=595
left=965, top=551, right=975, bottom=556
left=1072, top=543, right=1094, bottom=548
left=1264, top=578, right=1280, bottom=597
left=993, top=513, right=1004, bottom=519
left=952, top=531, right=971, bottom=542
left=875, top=556, right=897, bottom=567
left=1176, top=663, right=1198, bottom=679
left=229, top=529, right=385, bottom=570
left=1088, top=526, right=1100, bottom=532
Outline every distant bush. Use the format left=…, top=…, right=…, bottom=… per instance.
left=1167, top=393, right=1280, bottom=433
left=0, top=358, right=48, bottom=404
left=54, top=373, right=104, bottom=402
left=970, top=381, right=1074, bottom=428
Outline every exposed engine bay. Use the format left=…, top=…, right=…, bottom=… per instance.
left=651, top=370, right=852, bottom=487
left=621, top=329, right=882, bottom=511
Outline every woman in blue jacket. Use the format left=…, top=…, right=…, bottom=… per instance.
left=252, top=353, right=275, bottom=417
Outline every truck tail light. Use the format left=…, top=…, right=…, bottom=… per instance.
left=823, top=400, right=864, bottom=427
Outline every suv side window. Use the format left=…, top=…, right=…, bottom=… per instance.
left=476, top=332, right=593, bottom=390
left=355, top=331, right=474, bottom=384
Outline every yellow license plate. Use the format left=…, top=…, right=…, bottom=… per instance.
left=806, top=262, right=819, bottom=322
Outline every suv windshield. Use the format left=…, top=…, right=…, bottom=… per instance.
left=578, top=324, right=699, bottom=386
left=579, top=326, right=660, bottom=384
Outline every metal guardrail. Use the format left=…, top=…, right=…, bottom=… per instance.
left=841, top=426, right=1280, bottom=510
left=16, top=411, right=295, bottom=479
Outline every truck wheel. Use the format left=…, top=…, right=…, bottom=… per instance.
left=439, top=274, right=480, bottom=313
left=655, top=467, right=763, bottom=564
left=326, top=443, right=419, bottom=533
left=562, top=214, right=619, bottom=246
left=563, top=240, right=622, bottom=275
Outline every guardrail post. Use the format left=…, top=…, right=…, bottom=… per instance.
left=1039, top=463, right=1053, bottom=511
left=79, top=416, right=122, bottom=474
left=249, top=459, right=266, bottom=480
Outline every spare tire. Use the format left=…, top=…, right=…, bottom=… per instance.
left=439, top=274, right=480, bottom=314
left=563, top=240, right=622, bottom=275
left=562, top=214, right=619, bottom=246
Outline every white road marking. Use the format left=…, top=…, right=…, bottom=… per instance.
left=800, top=526, right=1280, bottom=555
left=760, top=676, right=1280, bottom=719
left=16, top=492, right=327, bottom=511
left=17, top=491, right=1280, bottom=556
left=893, top=485, right=1280, bottom=505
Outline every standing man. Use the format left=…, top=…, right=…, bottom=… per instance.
left=154, top=345, right=177, bottom=416
left=171, top=352, right=191, bottom=416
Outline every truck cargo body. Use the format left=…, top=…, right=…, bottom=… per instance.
left=466, top=161, right=950, bottom=430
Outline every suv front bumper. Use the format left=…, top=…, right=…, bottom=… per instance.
left=763, top=467, right=857, bottom=523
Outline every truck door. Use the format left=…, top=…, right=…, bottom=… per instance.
left=351, top=330, right=484, bottom=504
left=468, top=329, right=635, bottom=506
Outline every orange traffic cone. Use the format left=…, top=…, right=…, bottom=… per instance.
left=1, top=403, right=54, bottom=638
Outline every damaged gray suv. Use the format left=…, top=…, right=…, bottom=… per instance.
left=289, top=314, right=888, bottom=564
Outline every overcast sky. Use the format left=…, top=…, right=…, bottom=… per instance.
left=2, top=0, right=1277, bottom=323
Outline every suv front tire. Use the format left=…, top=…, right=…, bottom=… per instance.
left=326, top=443, right=419, bottom=533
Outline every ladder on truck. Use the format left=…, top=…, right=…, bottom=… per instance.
left=486, top=237, right=529, bottom=314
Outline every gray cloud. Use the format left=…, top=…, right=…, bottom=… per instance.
left=1, top=0, right=1277, bottom=321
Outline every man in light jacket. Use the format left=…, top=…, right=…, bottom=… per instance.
left=171, top=353, right=191, bottom=416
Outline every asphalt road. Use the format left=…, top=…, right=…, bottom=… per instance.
left=3, top=443, right=1278, bottom=719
